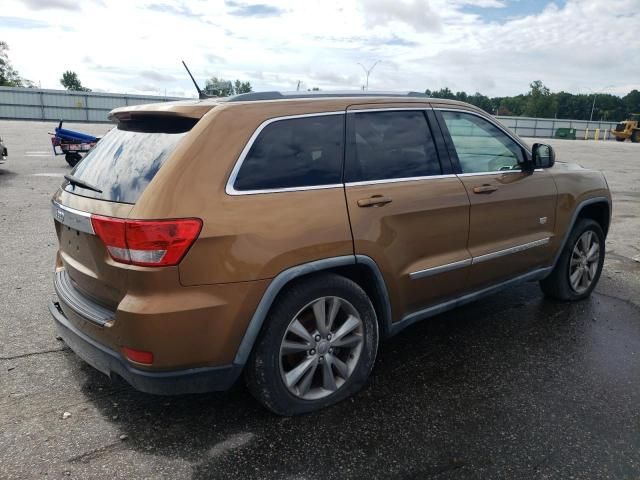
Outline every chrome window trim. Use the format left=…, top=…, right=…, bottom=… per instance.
left=409, top=237, right=551, bottom=279
left=434, top=107, right=532, bottom=157
left=51, top=201, right=94, bottom=235
left=409, top=258, right=472, bottom=280
left=228, top=183, right=344, bottom=196
left=456, top=169, right=543, bottom=177
left=225, top=111, right=345, bottom=196
left=471, top=237, right=551, bottom=264
left=345, top=107, right=448, bottom=185
left=345, top=174, right=457, bottom=187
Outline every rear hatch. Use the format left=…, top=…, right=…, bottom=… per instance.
left=52, top=110, right=204, bottom=311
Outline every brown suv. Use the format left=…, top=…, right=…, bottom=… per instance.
left=50, top=92, right=611, bottom=415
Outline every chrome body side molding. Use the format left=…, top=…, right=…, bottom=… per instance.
left=409, top=258, right=472, bottom=280
left=409, top=237, right=550, bottom=280
left=471, top=237, right=551, bottom=264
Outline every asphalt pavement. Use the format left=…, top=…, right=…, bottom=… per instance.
left=1, top=120, right=639, bottom=479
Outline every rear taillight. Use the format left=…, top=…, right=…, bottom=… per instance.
left=91, top=215, right=202, bottom=267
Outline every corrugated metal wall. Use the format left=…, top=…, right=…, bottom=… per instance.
left=0, top=86, right=621, bottom=139
left=0, top=86, right=187, bottom=123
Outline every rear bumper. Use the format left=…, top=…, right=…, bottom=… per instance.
left=49, top=300, right=242, bottom=394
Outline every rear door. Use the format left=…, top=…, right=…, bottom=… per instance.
left=344, top=105, right=471, bottom=321
left=435, top=108, right=557, bottom=290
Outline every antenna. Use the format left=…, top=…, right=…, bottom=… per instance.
left=181, top=60, right=209, bottom=100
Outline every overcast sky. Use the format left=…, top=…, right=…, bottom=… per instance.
left=2, top=0, right=639, bottom=98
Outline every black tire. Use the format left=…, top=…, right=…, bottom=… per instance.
left=245, top=273, right=379, bottom=416
left=615, top=137, right=625, bottom=142
left=631, top=131, right=640, bottom=143
left=540, top=218, right=605, bottom=301
left=65, top=152, right=82, bottom=167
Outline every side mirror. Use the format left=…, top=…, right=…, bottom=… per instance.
left=532, top=143, right=555, bottom=169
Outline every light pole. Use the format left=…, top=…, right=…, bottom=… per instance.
left=586, top=85, right=615, bottom=122
left=357, top=61, right=381, bottom=91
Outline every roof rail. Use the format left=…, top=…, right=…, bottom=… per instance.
left=222, top=90, right=428, bottom=102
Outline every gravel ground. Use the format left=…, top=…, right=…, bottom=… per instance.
left=1, top=120, right=639, bottom=479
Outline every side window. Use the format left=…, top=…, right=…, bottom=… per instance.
left=441, top=111, right=524, bottom=174
left=345, top=111, right=441, bottom=182
left=233, top=115, right=343, bottom=191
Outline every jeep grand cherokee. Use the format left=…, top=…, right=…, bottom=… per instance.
left=49, top=92, right=611, bottom=415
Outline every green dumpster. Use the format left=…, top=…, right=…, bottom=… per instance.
left=555, top=128, right=576, bottom=139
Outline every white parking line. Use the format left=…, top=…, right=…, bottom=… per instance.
left=25, top=154, right=53, bottom=157
left=31, top=173, right=64, bottom=177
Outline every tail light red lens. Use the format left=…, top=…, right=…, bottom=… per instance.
left=91, top=215, right=202, bottom=267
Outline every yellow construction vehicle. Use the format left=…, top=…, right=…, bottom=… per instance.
left=611, top=114, right=640, bottom=143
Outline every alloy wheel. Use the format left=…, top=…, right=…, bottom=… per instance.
left=279, top=296, right=364, bottom=400
left=569, top=230, right=600, bottom=294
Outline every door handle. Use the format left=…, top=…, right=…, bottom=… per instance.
left=357, top=195, right=393, bottom=207
left=473, top=184, right=498, bottom=194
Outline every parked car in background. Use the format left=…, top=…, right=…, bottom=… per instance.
left=0, top=135, right=7, bottom=163
left=49, top=92, right=612, bottom=415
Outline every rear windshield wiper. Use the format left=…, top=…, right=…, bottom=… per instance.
left=64, top=174, right=103, bottom=194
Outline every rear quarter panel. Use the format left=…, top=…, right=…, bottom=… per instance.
left=130, top=102, right=354, bottom=285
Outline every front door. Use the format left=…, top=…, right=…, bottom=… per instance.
left=343, top=106, right=471, bottom=321
left=437, top=109, right=558, bottom=291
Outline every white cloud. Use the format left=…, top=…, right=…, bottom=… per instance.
left=358, top=0, right=442, bottom=32
left=2, top=0, right=639, bottom=98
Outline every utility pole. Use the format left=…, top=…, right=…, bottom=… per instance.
left=587, top=85, right=615, bottom=122
left=357, top=61, right=381, bottom=91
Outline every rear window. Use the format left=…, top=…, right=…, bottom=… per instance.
left=64, top=122, right=190, bottom=204
left=232, top=115, right=344, bottom=192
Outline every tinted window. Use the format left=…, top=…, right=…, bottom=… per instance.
left=345, top=111, right=441, bottom=182
left=441, top=111, right=524, bottom=173
left=64, top=127, right=186, bottom=204
left=233, top=115, right=343, bottom=191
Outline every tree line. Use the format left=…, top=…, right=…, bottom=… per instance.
left=426, top=80, right=640, bottom=121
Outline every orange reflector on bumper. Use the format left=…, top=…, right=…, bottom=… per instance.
left=122, top=346, right=154, bottom=365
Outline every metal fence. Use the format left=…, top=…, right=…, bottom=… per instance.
left=0, top=86, right=621, bottom=139
left=0, top=86, right=187, bottom=123
left=496, top=115, right=618, bottom=140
